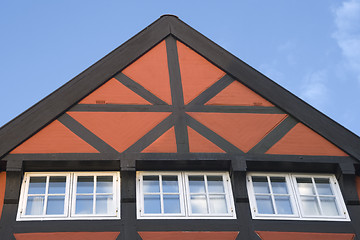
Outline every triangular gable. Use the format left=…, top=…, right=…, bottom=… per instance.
left=8, top=37, right=347, bottom=156
left=266, top=123, right=348, bottom=156
left=188, top=126, right=225, bottom=153
left=142, top=127, right=177, bottom=153
left=79, top=78, right=151, bottom=105
left=177, top=41, right=225, bottom=104
left=122, top=40, right=172, bottom=104
left=10, top=120, right=98, bottom=154
left=206, top=81, right=274, bottom=106
left=0, top=15, right=359, bottom=160
left=68, top=112, right=170, bottom=153
left=188, top=113, right=287, bottom=153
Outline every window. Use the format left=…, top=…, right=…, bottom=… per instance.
left=247, top=173, right=349, bottom=221
left=136, top=171, right=236, bottom=219
left=17, top=172, right=120, bottom=221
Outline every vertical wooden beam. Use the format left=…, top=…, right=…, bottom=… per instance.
left=231, top=157, right=260, bottom=240
left=338, top=162, right=359, bottom=205
left=165, top=36, right=189, bottom=153
left=0, top=160, right=23, bottom=239
left=337, top=163, right=360, bottom=239
left=119, top=169, right=138, bottom=239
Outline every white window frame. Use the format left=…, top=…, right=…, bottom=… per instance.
left=17, top=172, right=71, bottom=220
left=247, top=172, right=350, bottom=221
left=136, top=171, right=236, bottom=219
left=138, top=172, right=186, bottom=218
left=17, top=172, right=120, bottom=221
left=292, top=174, right=347, bottom=220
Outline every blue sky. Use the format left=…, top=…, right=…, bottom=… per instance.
left=1, top=1, right=360, bottom=137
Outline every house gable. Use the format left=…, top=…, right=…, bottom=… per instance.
left=0, top=16, right=358, bottom=162
left=5, top=38, right=348, bottom=157
left=0, top=15, right=359, bottom=240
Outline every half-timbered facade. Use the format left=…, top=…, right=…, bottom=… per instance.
left=0, top=15, right=360, bottom=240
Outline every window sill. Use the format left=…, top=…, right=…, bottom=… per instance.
left=252, top=215, right=351, bottom=222
left=16, top=215, right=121, bottom=221
left=137, top=215, right=237, bottom=220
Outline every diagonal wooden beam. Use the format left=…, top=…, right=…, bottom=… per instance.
left=187, top=74, right=234, bottom=106
left=115, top=73, right=168, bottom=105
left=123, top=114, right=175, bottom=153
left=186, top=114, right=243, bottom=154
left=247, top=116, right=298, bottom=154
left=58, top=113, right=118, bottom=154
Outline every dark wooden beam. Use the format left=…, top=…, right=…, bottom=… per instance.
left=167, top=16, right=360, bottom=161
left=0, top=16, right=172, bottom=159
left=166, top=36, right=189, bottom=153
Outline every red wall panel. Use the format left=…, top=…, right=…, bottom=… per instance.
left=256, top=231, right=354, bottom=240
left=0, top=172, right=5, bottom=219
left=14, top=232, right=120, bottom=240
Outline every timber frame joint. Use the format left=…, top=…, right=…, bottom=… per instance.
left=4, top=160, right=23, bottom=204
left=230, top=157, right=248, bottom=203
left=337, top=162, right=359, bottom=205
left=231, top=156, right=247, bottom=173
left=120, top=158, right=136, bottom=172
left=6, top=159, right=23, bottom=173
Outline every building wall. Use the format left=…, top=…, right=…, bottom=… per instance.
left=0, top=37, right=359, bottom=239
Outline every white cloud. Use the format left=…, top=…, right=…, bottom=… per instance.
left=277, top=41, right=296, bottom=52
left=300, top=70, right=328, bottom=109
left=277, top=41, right=297, bottom=65
left=257, top=41, right=297, bottom=86
left=333, top=0, right=360, bottom=83
left=258, top=62, right=284, bottom=82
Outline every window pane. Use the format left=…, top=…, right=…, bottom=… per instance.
left=143, top=176, right=160, bottom=193
left=96, top=176, right=113, bottom=194
left=207, top=176, right=225, bottom=193
left=190, top=195, right=208, bottom=214
left=46, top=196, right=65, bottom=215
left=189, top=176, right=205, bottom=193
left=162, top=176, right=179, bottom=193
left=320, top=197, right=339, bottom=216
left=252, top=176, right=270, bottom=194
left=96, top=195, right=113, bottom=215
left=144, top=195, right=161, bottom=214
left=77, top=176, right=94, bottom=194
left=26, top=196, right=44, bottom=215
left=300, top=196, right=320, bottom=216
left=274, top=196, right=293, bottom=214
left=270, top=177, right=288, bottom=194
left=75, top=195, right=93, bottom=214
left=28, top=177, right=46, bottom=194
left=163, top=195, right=181, bottom=213
left=297, top=178, right=315, bottom=195
left=209, top=195, right=227, bottom=214
left=256, top=195, right=274, bottom=214
left=48, top=176, right=66, bottom=194
left=315, top=178, right=333, bottom=195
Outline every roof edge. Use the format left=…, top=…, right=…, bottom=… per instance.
left=1, top=15, right=360, bottom=161
left=167, top=17, right=360, bottom=160
left=0, top=16, right=174, bottom=158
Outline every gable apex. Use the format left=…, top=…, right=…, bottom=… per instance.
left=0, top=15, right=360, bottom=161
